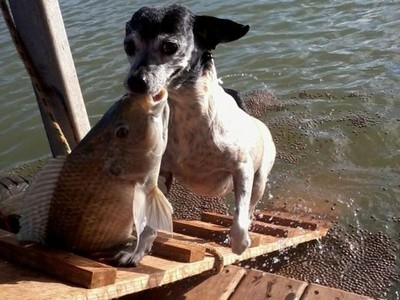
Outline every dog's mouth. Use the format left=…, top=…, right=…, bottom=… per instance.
left=171, top=67, right=182, bottom=79
left=166, top=67, right=183, bottom=86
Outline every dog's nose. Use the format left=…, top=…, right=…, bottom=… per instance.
left=127, top=74, right=148, bottom=94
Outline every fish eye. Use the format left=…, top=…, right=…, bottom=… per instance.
left=115, top=124, right=129, bottom=138
left=124, top=40, right=136, bottom=56
left=162, top=41, right=178, bottom=55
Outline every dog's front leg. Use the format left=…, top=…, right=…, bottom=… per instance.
left=114, top=225, right=157, bottom=266
left=230, top=162, right=254, bottom=255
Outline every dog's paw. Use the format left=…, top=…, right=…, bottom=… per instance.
left=113, top=250, right=142, bottom=267
left=112, top=236, right=154, bottom=267
left=230, top=224, right=251, bottom=255
left=230, top=236, right=251, bottom=255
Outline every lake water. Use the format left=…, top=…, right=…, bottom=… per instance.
left=0, top=0, right=399, bottom=298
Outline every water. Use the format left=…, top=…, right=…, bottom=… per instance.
left=0, top=0, right=399, bottom=297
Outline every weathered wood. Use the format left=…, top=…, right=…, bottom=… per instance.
left=7, top=0, right=90, bottom=155
left=173, top=219, right=262, bottom=247
left=202, top=212, right=306, bottom=237
left=255, top=211, right=325, bottom=231
left=152, top=235, right=205, bottom=263
left=230, top=268, right=308, bottom=300
left=183, top=265, right=246, bottom=300
left=0, top=229, right=116, bottom=288
left=301, top=283, right=373, bottom=300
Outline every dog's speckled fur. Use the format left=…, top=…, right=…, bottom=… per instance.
left=124, top=4, right=276, bottom=257
left=164, top=60, right=276, bottom=254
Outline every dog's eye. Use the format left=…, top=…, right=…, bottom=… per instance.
left=162, top=41, right=178, bottom=55
left=124, top=41, right=136, bottom=56
left=115, top=124, right=129, bottom=138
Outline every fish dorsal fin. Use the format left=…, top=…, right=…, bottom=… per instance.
left=146, top=187, right=173, bottom=232
left=18, top=156, right=66, bottom=243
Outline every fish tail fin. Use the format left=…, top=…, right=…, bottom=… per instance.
left=146, top=187, right=173, bottom=232
left=18, top=156, right=66, bottom=242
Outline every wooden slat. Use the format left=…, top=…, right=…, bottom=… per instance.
left=173, top=219, right=262, bottom=247
left=152, top=235, right=205, bottom=263
left=301, top=283, right=373, bottom=300
left=0, top=229, right=116, bottom=288
left=201, top=212, right=306, bottom=237
left=254, top=211, right=326, bottom=231
left=230, top=268, right=308, bottom=300
left=183, top=265, right=246, bottom=300
left=173, top=219, right=229, bottom=243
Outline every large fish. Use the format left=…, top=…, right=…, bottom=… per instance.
left=18, top=89, right=173, bottom=266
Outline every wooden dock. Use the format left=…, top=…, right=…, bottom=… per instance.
left=140, top=265, right=373, bottom=300
left=0, top=210, right=332, bottom=299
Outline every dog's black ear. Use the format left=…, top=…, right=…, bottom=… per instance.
left=194, top=15, right=250, bottom=50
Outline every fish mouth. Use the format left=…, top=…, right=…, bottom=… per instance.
left=152, top=88, right=168, bottom=102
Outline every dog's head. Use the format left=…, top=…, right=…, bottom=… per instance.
left=124, top=4, right=249, bottom=95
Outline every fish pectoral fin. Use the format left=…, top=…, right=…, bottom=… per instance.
left=133, top=188, right=147, bottom=252
left=146, top=187, right=173, bottom=232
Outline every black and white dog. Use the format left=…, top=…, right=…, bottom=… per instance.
left=118, top=4, right=276, bottom=266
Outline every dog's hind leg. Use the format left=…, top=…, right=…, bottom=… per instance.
left=230, top=162, right=254, bottom=255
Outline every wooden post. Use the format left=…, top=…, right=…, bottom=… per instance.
left=7, top=0, right=90, bottom=155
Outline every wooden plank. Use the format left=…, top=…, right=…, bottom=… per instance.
left=183, top=265, right=246, bottom=300
left=255, top=211, right=327, bottom=231
left=0, top=229, right=116, bottom=288
left=301, top=283, right=373, bottom=300
left=173, top=219, right=262, bottom=247
left=7, top=0, right=91, bottom=155
left=230, top=269, right=308, bottom=300
left=202, top=212, right=306, bottom=237
left=173, top=219, right=230, bottom=243
left=138, top=275, right=208, bottom=300
left=151, top=235, right=205, bottom=263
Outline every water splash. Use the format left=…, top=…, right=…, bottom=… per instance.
left=219, top=73, right=269, bottom=90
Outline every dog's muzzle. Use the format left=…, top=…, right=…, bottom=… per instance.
left=126, top=73, right=149, bottom=94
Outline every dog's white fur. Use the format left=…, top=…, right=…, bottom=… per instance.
left=162, top=62, right=276, bottom=254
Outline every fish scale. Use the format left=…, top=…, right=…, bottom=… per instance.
left=47, top=158, right=135, bottom=252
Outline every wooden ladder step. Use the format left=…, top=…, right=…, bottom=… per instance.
left=254, top=211, right=323, bottom=231
left=201, top=212, right=306, bottom=237
left=173, top=220, right=262, bottom=247
left=0, top=229, right=116, bottom=288
left=152, top=234, right=206, bottom=263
